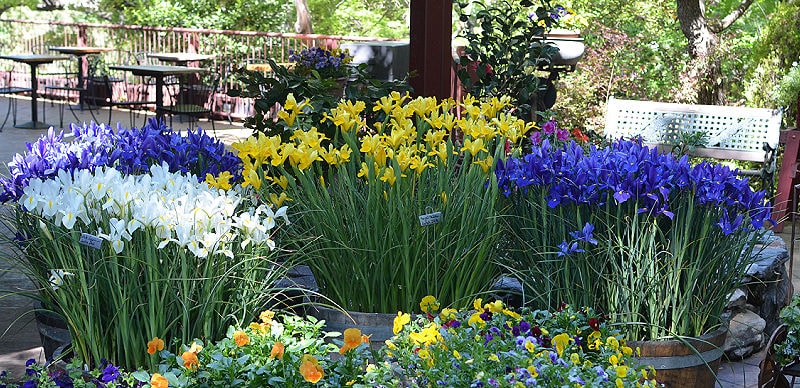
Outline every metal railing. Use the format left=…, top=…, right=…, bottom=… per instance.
left=0, top=19, right=400, bottom=122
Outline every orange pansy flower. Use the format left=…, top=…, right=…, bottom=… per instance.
left=151, top=373, right=168, bottom=388
left=299, top=354, right=324, bottom=383
left=181, top=350, right=199, bottom=370
left=339, top=328, right=363, bottom=354
left=147, top=337, right=165, bottom=355
left=270, top=341, right=285, bottom=359
left=233, top=330, right=250, bottom=347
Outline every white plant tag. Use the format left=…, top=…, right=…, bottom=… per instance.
left=79, top=233, right=103, bottom=249
left=418, top=212, right=442, bottom=227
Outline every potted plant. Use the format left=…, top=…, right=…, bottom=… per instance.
left=493, top=121, right=772, bottom=386
left=230, top=93, right=534, bottom=321
left=0, top=120, right=292, bottom=371
left=289, top=46, right=353, bottom=96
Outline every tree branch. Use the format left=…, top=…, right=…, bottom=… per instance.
left=710, top=0, right=755, bottom=33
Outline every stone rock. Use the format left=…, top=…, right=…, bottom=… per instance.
left=726, top=288, right=748, bottom=310
left=740, top=244, right=790, bottom=338
left=723, top=309, right=766, bottom=360
left=745, top=247, right=789, bottom=280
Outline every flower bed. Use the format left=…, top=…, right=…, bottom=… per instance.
left=0, top=298, right=661, bottom=387
left=0, top=88, right=772, bottom=384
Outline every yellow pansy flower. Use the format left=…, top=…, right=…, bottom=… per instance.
left=468, top=312, right=485, bottom=328
left=440, top=307, right=457, bottom=321
left=553, top=333, right=571, bottom=357
left=420, top=295, right=440, bottom=313
left=606, top=336, right=620, bottom=350
left=502, top=308, right=521, bottom=320
left=393, top=312, right=411, bottom=334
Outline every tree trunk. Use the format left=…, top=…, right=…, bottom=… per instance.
left=677, top=0, right=721, bottom=104
left=294, top=0, right=313, bottom=34
left=676, top=0, right=754, bottom=105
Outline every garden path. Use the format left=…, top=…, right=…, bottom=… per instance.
left=0, top=95, right=797, bottom=386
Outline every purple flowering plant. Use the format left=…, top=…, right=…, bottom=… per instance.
left=494, top=135, right=772, bottom=340
left=364, top=296, right=660, bottom=387
left=0, top=118, right=242, bottom=203
left=0, top=358, right=141, bottom=388
left=288, top=46, right=353, bottom=79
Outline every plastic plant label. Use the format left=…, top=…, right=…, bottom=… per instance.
left=79, top=233, right=103, bottom=249
left=418, top=212, right=442, bottom=227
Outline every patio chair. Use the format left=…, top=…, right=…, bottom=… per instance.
left=84, top=73, right=155, bottom=129
left=0, top=64, right=32, bottom=130
left=43, top=55, right=99, bottom=128
left=158, top=71, right=221, bottom=134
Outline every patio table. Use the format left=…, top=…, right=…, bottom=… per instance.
left=147, top=52, right=216, bottom=66
left=0, top=54, right=69, bottom=129
left=48, top=46, right=113, bottom=105
left=108, top=64, right=209, bottom=123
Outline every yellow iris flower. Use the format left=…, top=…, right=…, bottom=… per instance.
left=473, top=155, right=494, bottom=173
left=380, top=166, right=397, bottom=185
left=461, top=138, right=487, bottom=156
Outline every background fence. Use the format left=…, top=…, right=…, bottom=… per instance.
left=0, top=19, right=399, bottom=121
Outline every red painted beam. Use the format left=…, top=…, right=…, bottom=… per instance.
left=408, top=0, right=452, bottom=99
left=773, top=128, right=800, bottom=232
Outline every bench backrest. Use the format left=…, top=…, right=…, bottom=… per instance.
left=604, top=97, right=783, bottom=162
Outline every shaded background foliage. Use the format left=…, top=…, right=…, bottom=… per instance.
left=1, top=0, right=798, bottom=128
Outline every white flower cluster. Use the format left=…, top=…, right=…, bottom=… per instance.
left=19, top=163, right=288, bottom=257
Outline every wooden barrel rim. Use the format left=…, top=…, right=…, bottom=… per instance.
left=629, top=327, right=728, bottom=370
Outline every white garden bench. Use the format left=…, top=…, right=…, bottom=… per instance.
left=604, top=97, right=783, bottom=195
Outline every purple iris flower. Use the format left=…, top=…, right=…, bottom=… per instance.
left=569, top=223, right=598, bottom=245
left=557, top=241, right=583, bottom=257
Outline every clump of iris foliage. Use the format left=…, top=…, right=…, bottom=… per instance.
left=232, top=93, right=531, bottom=313
left=494, top=130, right=772, bottom=340
left=0, top=119, right=292, bottom=371
left=1, top=298, right=661, bottom=388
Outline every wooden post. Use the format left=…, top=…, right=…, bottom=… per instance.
left=409, top=0, right=452, bottom=99
left=773, top=93, right=800, bottom=232
left=774, top=129, right=800, bottom=232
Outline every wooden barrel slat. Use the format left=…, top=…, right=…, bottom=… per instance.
left=629, top=328, right=728, bottom=388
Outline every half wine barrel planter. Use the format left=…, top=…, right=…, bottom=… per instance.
left=309, top=306, right=396, bottom=347
left=33, top=301, right=71, bottom=361
left=629, top=328, right=728, bottom=387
